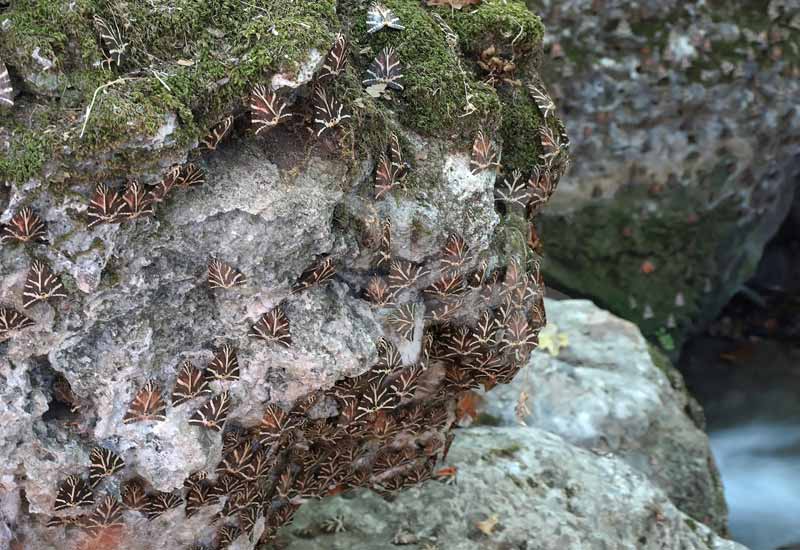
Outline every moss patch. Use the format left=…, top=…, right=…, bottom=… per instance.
left=541, top=165, right=744, bottom=354
left=0, top=0, right=337, bottom=182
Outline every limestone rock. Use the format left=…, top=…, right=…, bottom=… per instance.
left=478, top=298, right=728, bottom=532
left=279, top=427, right=749, bottom=550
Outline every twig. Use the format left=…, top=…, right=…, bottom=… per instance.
left=80, top=78, right=129, bottom=139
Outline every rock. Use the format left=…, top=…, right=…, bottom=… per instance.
left=528, top=0, right=800, bottom=352
left=0, top=2, right=559, bottom=549
left=278, top=427, right=749, bottom=550
left=477, top=298, right=729, bottom=533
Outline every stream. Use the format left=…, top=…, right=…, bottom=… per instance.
left=682, top=336, right=800, bottom=550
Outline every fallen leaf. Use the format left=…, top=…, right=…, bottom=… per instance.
left=538, top=323, right=568, bottom=357
left=476, top=514, right=498, bottom=535
left=456, top=391, right=481, bottom=422
left=640, top=260, right=656, bottom=274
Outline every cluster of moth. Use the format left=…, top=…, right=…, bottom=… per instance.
left=0, top=2, right=570, bottom=549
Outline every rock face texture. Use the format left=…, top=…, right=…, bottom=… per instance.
left=479, top=298, right=728, bottom=533
left=0, top=1, right=565, bottom=549
left=527, top=0, right=800, bottom=351
left=278, top=427, right=748, bottom=550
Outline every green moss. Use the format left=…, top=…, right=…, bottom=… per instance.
left=0, top=129, right=56, bottom=184
left=442, top=0, right=544, bottom=54
left=0, top=0, right=337, bottom=182
left=499, top=87, right=543, bottom=171
left=340, top=0, right=502, bottom=136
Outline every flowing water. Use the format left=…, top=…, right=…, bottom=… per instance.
left=681, top=337, right=800, bottom=550
left=711, top=423, right=800, bottom=549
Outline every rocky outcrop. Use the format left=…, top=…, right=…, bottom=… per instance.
left=527, top=0, right=800, bottom=352
left=478, top=298, right=728, bottom=532
left=0, top=1, right=563, bottom=549
left=277, top=427, right=748, bottom=550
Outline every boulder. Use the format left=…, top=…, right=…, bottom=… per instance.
left=478, top=298, right=728, bottom=533
left=0, top=1, right=561, bottom=549
left=527, top=0, right=800, bottom=352
left=278, top=427, right=749, bottom=550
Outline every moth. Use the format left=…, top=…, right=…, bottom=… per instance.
left=188, top=391, right=231, bottom=432
left=355, top=382, right=399, bottom=421
left=239, top=504, right=261, bottom=537
left=250, top=85, right=292, bottom=134
left=121, top=479, right=147, bottom=510
left=388, top=259, right=430, bottom=289
left=440, top=326, right=481, bottom=360
left=148, top=166, right=182, bottom=203
left=374, top=133, right=409, bottom=199
left=318, top=33, right=349, bottom=81
left=0, top=58, right=13, bottom=107
left=313, top=88, right=351, bottom=137
left=177, top=163, right=206, bottom=187
left=440, top=233, right=469, bottom=269
left=83, top=495, right=124, bottom=536
left=366, top=3, right=405, bottom=33
left=495, top=169, right=530, bottom=209
left=292, top=256, right=336, bottom=293
left=217, top=440, right=254, bottom=478
left=171, top=360, right=211, bottom=406
left=1, top=207, right=47, bottom=244
left=258, top=403, right=298, bottom=447
left=207, top=258, right=246, bottom=289
left=500, top=310, right=538, bottom=357
left=123, top=380, right=167, bottom=424
left=144, top=491, right=183, bottom=520
left=474, top=309, right=498, bottom=346
left=185, top=482, right=213, bottom=518
left=386, top=303, right=416, bottom=341
left=365, top=276, right=394, bottom=307
left=89, top=447, right=125, bottom=488
left=527, top=166, right=555, bottom=215
left=250, top=304, right=292, bottom=347
left=363, top=47, right=404, bottom=92
left=54, top=475, right=94, bottom=511
left=376, top=218, right=392, bottom=269
left=376, top=336, right=402, bottom=372
left=199, top=115, right=233, bottom=152
left=119, top=180, right=155, bottom=221
left=207, top=344, right=240, bottom=382
left=424, top=299, right=463, bottom=323
left=390, top=364, right=423, bottom=401
left=87, top=183, right=124, bottom=227
left=470, top=130, right=500, bottom=175
left=424, top=270, right=466, bottom=298
left=0, top=307, right=35, bottom=340
left=528, top=83, right=556, bottom=119
left=22, top=260, right=66, bottom=308
left=539, top=125, right=569, bottom=170
left=94, top=14, right=128, bottom=70
left=217, top=524, right=241, bottom=546
left=443, top=364, right=482, bottom=393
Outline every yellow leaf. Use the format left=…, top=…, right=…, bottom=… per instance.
left=538, top=323, right=569, bottom=357
left=476, top=514, right=498, bottom=535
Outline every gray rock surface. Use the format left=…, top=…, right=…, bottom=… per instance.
left=478, top=298, right=728, bottom=532
left=0, top=125, right=508, bottom=549
left=278, top=427, right=748, bottom=550
left=527, top=0, right=800, bottom=351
